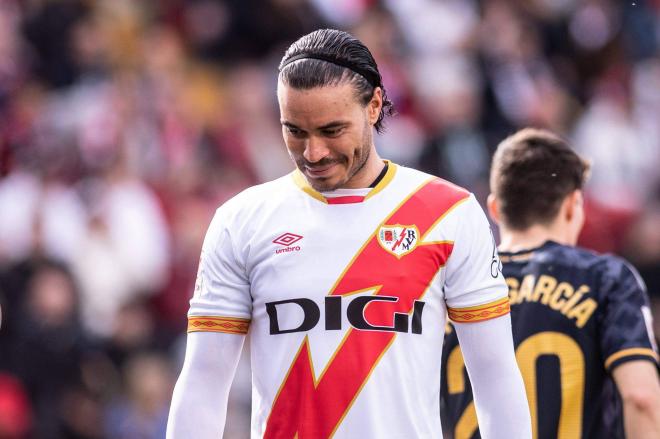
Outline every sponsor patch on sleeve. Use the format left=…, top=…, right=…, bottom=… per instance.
left=188, top=316, right=250, bottom=334
left=447, top=297, right=510, bottom=323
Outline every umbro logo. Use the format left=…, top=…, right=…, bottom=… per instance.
left=273, top=233, right=303, bottom=254
left=273, top=233, right=302, bottom=246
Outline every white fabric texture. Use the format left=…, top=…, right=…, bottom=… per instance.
left=454, top=314, right=532, bottom=439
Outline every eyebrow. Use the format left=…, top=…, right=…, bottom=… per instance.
left=281, top=121, right=299, bottom=129
left=281, top=120, right=349, bottom=130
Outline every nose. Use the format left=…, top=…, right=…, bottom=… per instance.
left=303, top=136, right=330, bottom=163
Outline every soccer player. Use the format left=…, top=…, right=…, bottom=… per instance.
left=441, top=128, right=660, bottom=438
left=167, top=29, right=531, bottom=438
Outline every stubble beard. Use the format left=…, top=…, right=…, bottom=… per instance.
left=302, top=134, right=372, bottom=192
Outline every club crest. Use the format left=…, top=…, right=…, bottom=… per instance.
left=378, top=224, right=420, bottom=258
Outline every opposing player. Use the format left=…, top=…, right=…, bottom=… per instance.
left=167, top=29, right=531, bottom=438
left=442, top=128, right=660, bottom=438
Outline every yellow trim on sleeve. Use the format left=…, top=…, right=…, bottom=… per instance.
left=447, top=296, right=510, bottom=323
left=604, top=347, right=659, bottom=370
left=188, top=316, right=250, bottom=334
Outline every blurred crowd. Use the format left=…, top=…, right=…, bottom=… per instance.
left=0, top=0, right=659, bottom=437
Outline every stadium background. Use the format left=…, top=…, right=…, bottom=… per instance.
left=0, top=0, right=658, bottom=437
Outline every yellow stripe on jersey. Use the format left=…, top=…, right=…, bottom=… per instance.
left=447, top=297, right=510, bottom=323
left=291, top=160, right=398, bottom=204
left=291, top=170, right=327, bottom=204
left=188, top=316, right=250, bottom=334
left=499, top=251, right=535, bottom=263
left=604, top=347, right=659, bottom=370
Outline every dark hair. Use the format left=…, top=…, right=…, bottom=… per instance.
left=278, top=29, right=395, bottom=133
left=490, top=128, right=590, bottom=230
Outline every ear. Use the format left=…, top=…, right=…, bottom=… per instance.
left=367, top=87, right=383, bottom=126
left=574, top=189, right=584, bottom=208
left=487, top=193, right=500, bottom=224
left=563, top=190, right=581, bottom=221
left=562, top=189, right=585, bottom=245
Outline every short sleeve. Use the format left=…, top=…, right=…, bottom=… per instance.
left=187, top=207, right=252, bottom=335
left=599, top=259, right=659, bottom=371
left=443, top=195, right=510, bottom=323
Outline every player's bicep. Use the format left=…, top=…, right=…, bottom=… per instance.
left=612, top=360, right=660, bottom=400
left=188, top=208, right=253, bottom=331
left=443, top=195, right=509, bottom=322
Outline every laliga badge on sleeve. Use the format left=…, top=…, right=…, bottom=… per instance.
left=378, top=224, right=419, bottom=258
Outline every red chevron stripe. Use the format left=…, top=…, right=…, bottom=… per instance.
left=264, top=178, right=469, bottom=438
left=326, top=195, right=366, bottom=204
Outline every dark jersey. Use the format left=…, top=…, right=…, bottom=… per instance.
left=441, top=241, right=659, bottom=439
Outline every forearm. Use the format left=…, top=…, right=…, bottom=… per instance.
left=623, top=398, right=660, bottom=439
left=614, top=360, right=660, bottom=439
left=454, top=314, right=531, bottom=439
left=167, top=332, right=245, bottom=439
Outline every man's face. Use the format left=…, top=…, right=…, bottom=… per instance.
left=277, top=81, right=378, bottom=192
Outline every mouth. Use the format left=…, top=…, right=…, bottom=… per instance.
left=304, top=163, right=338, bottom=179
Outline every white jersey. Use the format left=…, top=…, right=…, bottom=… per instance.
left=188, top=162, right=510, bottom=438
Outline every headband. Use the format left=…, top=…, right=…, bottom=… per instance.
left=280, top=53, right=380, bottom=88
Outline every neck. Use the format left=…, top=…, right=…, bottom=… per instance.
left=344, top=147, right=385, bottom=189
left=498, top=222, right=574, bottom=253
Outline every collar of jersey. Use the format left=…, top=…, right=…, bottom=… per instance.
left=291, top=160, right=397, bottom=204
left=498, top=240, right=560, bottom=262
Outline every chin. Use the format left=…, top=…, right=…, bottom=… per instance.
left=309, top=178, right=342, bottom=192
left=304, top=169, right=348, bottom=192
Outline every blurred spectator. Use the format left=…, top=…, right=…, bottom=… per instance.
left=104, top=299, right=159, bottom=370
left=21, top=0, right=89, bottom=88
left=573, top=78, right=659, bottom=213
left=623, top=201, right=660, bottom=298
left=176, top=0, right=325, bottom=61
left=413, top=54, right=492, bottom=194
left=154, top=194, right=214, bottom=330
left=0, top=170, right=87, bottom=265
left=386, top=0, right=479, bottom=55
left=0, top=259, right=92, bottom=438
left=0, top=373, right=32, bottom=439
left=72, top=154, right=170, bottom=338
left=104, top=352, right=173, bottom=439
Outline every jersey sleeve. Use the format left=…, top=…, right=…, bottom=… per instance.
left=599, top=259, right=659, bottom=371
left=443, top=195, right=510, bottom=323
left=187, top=207, right=252, bottom=335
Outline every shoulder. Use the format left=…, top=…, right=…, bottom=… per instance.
left=216, top=174, right=293, bottom=217
left=539, top=244, right=646, bottom=291
left=206, top=175, right=295, bottom=238
left=396, top=165, right=469, bottom=195
left=394, top=165, right=471, bottom=213
left=562, top=245, right=639, bottom=279
left=595, top=253, right=647, bottom=293
left=534, top=243, right=605, bottom=270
